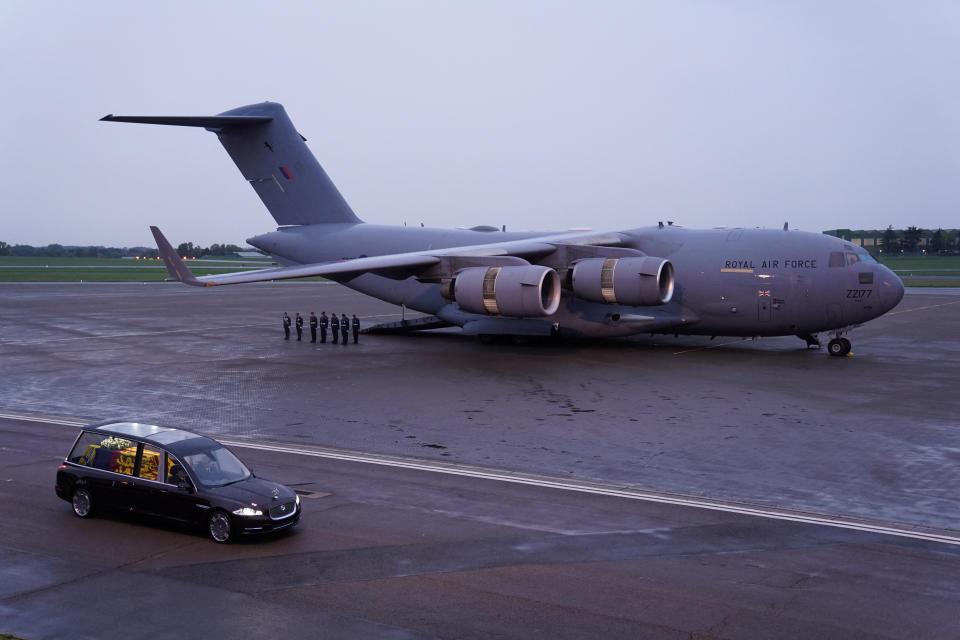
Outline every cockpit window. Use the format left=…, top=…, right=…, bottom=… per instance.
left=831, top=249, right=877, bottom=267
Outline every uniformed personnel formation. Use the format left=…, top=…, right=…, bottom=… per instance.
left=282, top=311, right=361, bottom=345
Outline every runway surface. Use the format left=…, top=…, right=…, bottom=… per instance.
left=3, top=415, right=960, bottom=639
left=1, top=282, right=959, bottom=638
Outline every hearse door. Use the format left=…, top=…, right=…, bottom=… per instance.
left=127, top=443, right=169, bottom=518
left=95, top=442, right=139, bottom=513
left=155, top=452, right=205, bottom=524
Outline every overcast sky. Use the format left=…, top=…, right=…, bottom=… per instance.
left=2, top=1, right=958, bottom=247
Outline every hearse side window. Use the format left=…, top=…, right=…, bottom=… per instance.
left=67, top=432, right=105, bottom=466
left=137, top=444, right=163, bottom=481
left=67, top=432, right=138, bottom=476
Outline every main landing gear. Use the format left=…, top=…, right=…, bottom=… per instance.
left=797, top=333, right=820, bottom=349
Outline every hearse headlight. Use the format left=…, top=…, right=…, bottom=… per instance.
left=232, top=506, right=263, bottom=517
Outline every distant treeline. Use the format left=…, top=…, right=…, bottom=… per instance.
left=0, top=241, right=254, bottom=259
left=821, top=226, right=959, bottom=255
left=5, top=227, right=958, bottom=259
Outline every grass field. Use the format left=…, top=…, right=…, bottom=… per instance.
left=0, top=256, right=272, bottom=266
left=0, top=256, right=277, bottom=282
left=0, top=255, right=957, bottom=286
left=877, top=255, right=960, bottom=286
left=876, top=255, right=960, bottom=270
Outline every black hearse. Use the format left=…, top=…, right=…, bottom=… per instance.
left=56, top=422, right=300, bottom=543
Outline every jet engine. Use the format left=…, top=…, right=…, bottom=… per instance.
left=571, top=256, right=674, bottom=305
left=452, top=265, right=561, bottom=317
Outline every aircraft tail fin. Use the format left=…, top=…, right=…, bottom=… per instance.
left=103, top=102, right=361, bottom=227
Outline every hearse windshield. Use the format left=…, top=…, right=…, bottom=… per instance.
left=182, top=446, right=251, bottom=487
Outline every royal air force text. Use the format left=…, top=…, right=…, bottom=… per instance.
left=723, top=258, right=818, bottom=270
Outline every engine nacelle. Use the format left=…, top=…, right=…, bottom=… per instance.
left=453, top=265, right=561, bottom=317
left=571, top=256, right=674, bottom=306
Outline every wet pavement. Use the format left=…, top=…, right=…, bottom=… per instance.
left=2, top=415, right=960, bottom=639
left=1, top=282, right=959, bottom=529
left=2, top=282, right=960, bottom=638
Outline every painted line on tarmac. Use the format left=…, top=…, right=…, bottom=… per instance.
left=0, top=313, right=405, bottom=347
left=216, top=438, right=960, bottom=547
left=0, top=325, right=270, bottom=346
left=887, top=299, right=960, bottom=316
left=4, top=410, right=958, bottom=547
left=673, top=338, right=752, bottom=355
left=0, top=412, right=87, bottom=427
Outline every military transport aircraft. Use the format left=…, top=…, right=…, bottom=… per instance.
left=102, top=102, right=904, bottom=356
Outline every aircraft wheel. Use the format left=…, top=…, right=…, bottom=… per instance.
left=827, top=339, right=850, bottom=357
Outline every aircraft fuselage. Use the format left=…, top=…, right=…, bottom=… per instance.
left=248, top=223, right=904, bottom=340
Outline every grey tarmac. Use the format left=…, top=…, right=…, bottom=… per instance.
left=1, top=283, right=959, bottom=638
left=3, top=416, right=960, bottom=639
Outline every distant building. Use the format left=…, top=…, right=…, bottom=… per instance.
left=823, top=229, right=881, bottom=248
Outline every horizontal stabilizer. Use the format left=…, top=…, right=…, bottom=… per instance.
left=150, top=226, right=202, bottom=285
left=100, top=115, right=272, bottom=129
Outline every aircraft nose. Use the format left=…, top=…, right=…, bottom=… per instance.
left=876, top=264, right=904, bottom=311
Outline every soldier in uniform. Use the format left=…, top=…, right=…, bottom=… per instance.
left=295, top=312, right=304, bottom=341
left=330, top=312, right=339, bottom=344
left=319, top=312, right=329, bottom=343
left=351, top=314, right=360, bottom=344
left=282, top=312, right=291, bottom=340
left=309, top=312, right=318, bottom=343
left=340, top=313, right=349, bottom=345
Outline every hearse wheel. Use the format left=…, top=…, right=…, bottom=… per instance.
left=72, top=487, right=94, bottom=518
left=208, top=510, right=233, bottom=543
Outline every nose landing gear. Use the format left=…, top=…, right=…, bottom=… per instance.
left=827, top=336, right=852, bottom=357
left=798, top=331, right=851, bottom=356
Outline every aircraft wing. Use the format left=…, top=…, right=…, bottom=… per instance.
left=150, top=226, right=625, bottom=287
left=150, top=226, right=444, bottom=286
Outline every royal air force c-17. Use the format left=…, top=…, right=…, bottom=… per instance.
left=102, top=102, right=904, bottom=356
